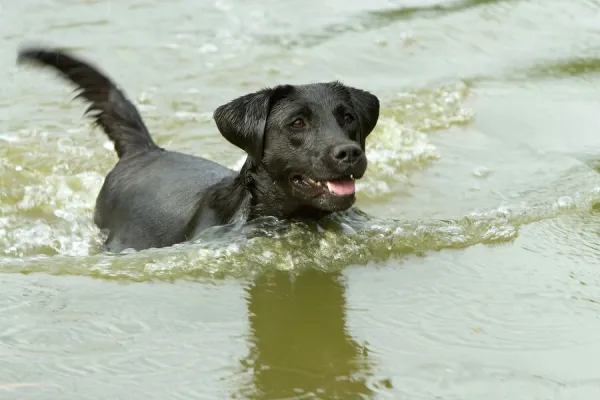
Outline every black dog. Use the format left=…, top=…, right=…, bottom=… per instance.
left=17, top=46, right=380, bottom=253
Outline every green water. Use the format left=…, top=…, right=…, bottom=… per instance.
left=2, top=0, right=600, bottom=398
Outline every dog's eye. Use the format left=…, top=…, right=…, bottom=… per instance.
left=291, top=118, right=305, bottom=129
left=344, top=113, right=355, bottom=124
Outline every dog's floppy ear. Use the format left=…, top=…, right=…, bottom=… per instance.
left=346, top=87, right=380, bottom=149
left=213, top=85, right=291, bottom=163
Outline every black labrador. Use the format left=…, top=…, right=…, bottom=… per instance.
left=17, top=45, right=380, bottom=253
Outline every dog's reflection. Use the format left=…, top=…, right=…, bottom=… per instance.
left=242, top=269, right=373, bottom=399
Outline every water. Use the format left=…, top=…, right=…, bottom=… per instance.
left=2, top=0, right=600, bottom=398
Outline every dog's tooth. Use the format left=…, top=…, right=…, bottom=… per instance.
left=350, top=174, right=354, bottom=180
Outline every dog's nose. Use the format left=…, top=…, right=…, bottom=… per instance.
left=331, top=143, right=364, bottom=165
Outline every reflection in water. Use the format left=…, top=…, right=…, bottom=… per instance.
left=241, top=269, right=373, bottom=399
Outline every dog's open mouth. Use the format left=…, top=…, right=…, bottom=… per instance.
left=291, top=174, right=356, bottom=196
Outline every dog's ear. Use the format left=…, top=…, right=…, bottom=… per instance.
left=213, top=86, right=291, bottom=163
left=346, top=87, right=380, bottom=149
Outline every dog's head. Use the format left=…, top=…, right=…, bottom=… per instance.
left=214, top=82, right=379, bottom=215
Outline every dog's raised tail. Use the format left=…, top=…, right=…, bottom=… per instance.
left=17, top=45, right=159, bottom=158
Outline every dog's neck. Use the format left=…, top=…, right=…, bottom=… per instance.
left=207, top=158, right=331, bottom=224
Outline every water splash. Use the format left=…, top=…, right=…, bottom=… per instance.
left=1, top=184, right=599, bottom=282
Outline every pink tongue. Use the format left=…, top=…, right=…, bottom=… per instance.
left=326, top=179, right=356, bottom=195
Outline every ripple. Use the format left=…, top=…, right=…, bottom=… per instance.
left=368, top=0, right=516, bottom=25
left=0, top=314, right=150, bottom=354
left=351, top=254, right=600, bottom=357
left=252, top=0, right=516, bottom=50
left=524, top=57, right=600, bottom=80
left=370, top=363, right=566, bottom=400
left=520, top=211, right=600, bottom=266
left=415, top=293, right=599, bottom=352
left=0, top=184, right=598, bottom=282
left=0, top=304, right=191, bottom=382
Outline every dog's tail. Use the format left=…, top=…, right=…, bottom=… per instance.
left=17, top=45, right=159, bottom=158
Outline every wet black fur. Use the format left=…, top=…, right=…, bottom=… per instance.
left=17, top=45, right=380, bottom=252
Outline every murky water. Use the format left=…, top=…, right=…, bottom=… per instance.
left=2, top=0, right=600, bottom=398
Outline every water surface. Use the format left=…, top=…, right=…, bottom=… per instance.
left=2, top=0, right=600, bottom=398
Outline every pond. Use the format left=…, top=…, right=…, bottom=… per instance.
left=2, top=0, right=600, bottom=398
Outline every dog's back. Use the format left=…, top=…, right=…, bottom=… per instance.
left=95, top=151, right=234, bottom=251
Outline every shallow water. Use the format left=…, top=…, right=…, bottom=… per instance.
left=2, top=0, right=600, bottom=398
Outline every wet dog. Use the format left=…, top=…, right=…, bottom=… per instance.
left=17, top=45, right=380, bottom=253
